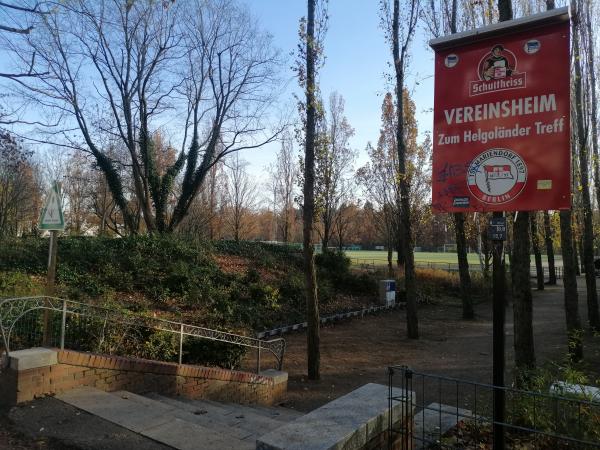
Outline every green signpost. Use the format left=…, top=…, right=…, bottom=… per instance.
left=39, top=181, right=65, bottom=345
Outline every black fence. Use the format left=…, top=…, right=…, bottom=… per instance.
left=388, top=366, right=600, bottom=449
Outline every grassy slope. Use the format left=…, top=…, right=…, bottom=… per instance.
left=0, top=237, right=378, bottom=332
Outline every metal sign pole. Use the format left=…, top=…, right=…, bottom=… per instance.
left=40, top=181, right=65, bottom=347
left=491, top=212, right=506, bottom=449
left=43, top=229, right=58, bottom=346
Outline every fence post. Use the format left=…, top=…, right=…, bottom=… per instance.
left=388, top=366, right=394, bottom=450
left=179, top=323, right=184, bottom=365
left=256, top=341, right=261, bottom=374
left=403, top=368, right=412, bottom=450
left=60, top=299, right=67, bottom=350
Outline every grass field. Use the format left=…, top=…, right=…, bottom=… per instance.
left=345, top=250, right=563, bottom=267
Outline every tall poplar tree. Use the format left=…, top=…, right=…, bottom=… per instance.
left=384, top=0, right=420, bottom=339
left=299, top=0, right=328, bottom=380
left=571, top=0, right=600, bottom=331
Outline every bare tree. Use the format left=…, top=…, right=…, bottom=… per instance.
left=381, top=0, right=420, bottom=339
left=268, top=133, right=298, bottom=243
left=357, top=142, right=398, bottom=275
left=315, top=92, right=356, bottom=252
left=10, top=0, right=282, bottom=234
left=63, top=151, right=93, bottom=235
left=0, top=1, right=50, bottom=104
left=171, top=0, right=283, bottom=231
left=224, top=154, right=257, bottom=241
left=0, top=131, right=41, bottom=236
left=177, top=159, right=227, bottom=240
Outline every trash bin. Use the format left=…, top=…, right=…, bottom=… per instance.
left=378, top=280, right=396, bottom=306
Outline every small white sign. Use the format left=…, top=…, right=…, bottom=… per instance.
left=40, top=182, right=65, bottom=230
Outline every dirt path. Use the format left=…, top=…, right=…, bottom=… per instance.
left=271, top=278, right=600, bottom=412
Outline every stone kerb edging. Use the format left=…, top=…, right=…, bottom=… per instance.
left=257, top=303, right=400, bottom=339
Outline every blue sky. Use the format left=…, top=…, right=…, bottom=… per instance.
left=241, top=0, right=435, bottom=178
left=0, top=0, right=436, bottom=187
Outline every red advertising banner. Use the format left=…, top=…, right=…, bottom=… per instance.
left=430, top=10, right=570, bottom=213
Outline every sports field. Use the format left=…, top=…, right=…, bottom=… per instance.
left=345, top=250, right=563, bottom=267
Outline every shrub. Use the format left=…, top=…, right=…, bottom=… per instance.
left=0, top=271, right=44, bottom=297
left=183, top=338, right=247, bottom=369
left=508, top=365, right=600, bottom=444
left=316, top=250, right=376, bottom=296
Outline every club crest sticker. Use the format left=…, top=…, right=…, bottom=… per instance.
left=467, top=148, right=527, bottom=204
left=470, top=44, right=526, bottom=96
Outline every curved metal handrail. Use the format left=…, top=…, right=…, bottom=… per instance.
left=0, top=296, right=285, bottom=371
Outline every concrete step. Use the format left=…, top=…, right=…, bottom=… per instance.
left=115, top=391, right=255, bottom=441
left=190, top=400, right=304, bottom=423
left=413, top=402, right=473, bottom=450
left=57, top=387, right=255, bottom=450
left=145, top=393, right=289, bottom=438
left=237, top=404, right=303, bottom=423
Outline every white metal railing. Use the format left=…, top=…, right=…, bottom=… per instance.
left=0, top=296, right=285, bottom=372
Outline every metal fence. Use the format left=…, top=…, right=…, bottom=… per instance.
left=351, top=258, right=564, bottom=280
left=0, top=296, right=285, bottom=373
left=388, top=366, right=600, bottom=449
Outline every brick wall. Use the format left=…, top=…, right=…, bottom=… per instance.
left=1, top=349, right=286, bottom=407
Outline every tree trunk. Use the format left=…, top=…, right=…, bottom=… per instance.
left=321, top=224, right=330, bottom=253
left=454, top=212, right=473, bottom=319
left=584, top=1, right=600, bottom=215
left=303, top=0, right=320, bottom=380
left=448, top=0, right=473, bottom=320
left=387, top=235, right=394, bottom=278
left=578, top=239, right=585, bottom=275
left=393, top=0, right=417, bottom=339
left=543, top=211, right=557, bottom=285
left=572, top=8, right=600, bottom=330
left=559, top=210, right=583, bottom=361
left=530, top=213, right=544, bottom=291
left=512, top=211, right=535, bottom=372
left=396, top=220, right=405, bottom=266
left=482, top=228, right=491, bottom=280
left=573, top=232, right=581, bottom=276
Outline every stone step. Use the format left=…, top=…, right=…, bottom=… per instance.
left=237, top=403, right=303, bottom=423
left=114, top=391, right=254, bottom=441
left=57, top=387, right=254, bottom=450
left=257, top=383, right=414, bottom=450
left=413, top=402, right=473, bottom=450
left=171, top=396, right=302, bottom=423
left=145, top=393, right=288, bottom=438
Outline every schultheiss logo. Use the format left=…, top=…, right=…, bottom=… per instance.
left=469, top=44, right=527, bottom=96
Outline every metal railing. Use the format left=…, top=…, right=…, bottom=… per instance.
left=388, top=366, right=600, bottom=449
left=0, top=296, right=285, bottom=373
